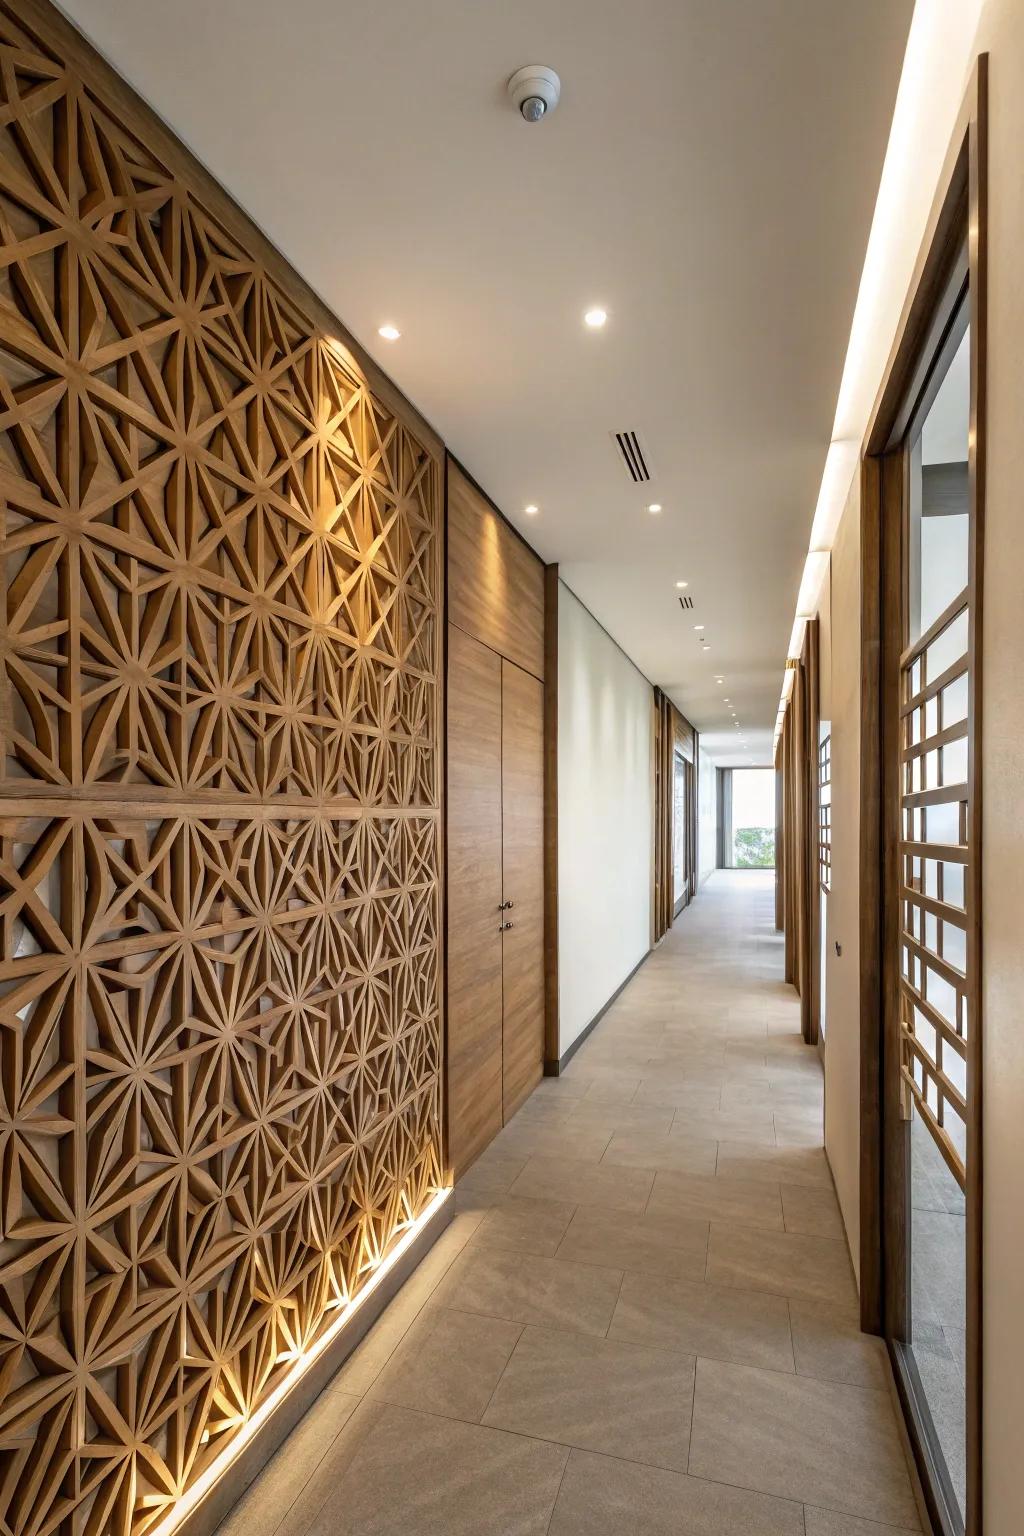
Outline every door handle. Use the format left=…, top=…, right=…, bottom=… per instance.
left=499, top=920, right=514, bottom=931
left=498, top=900, right=515, bottom=911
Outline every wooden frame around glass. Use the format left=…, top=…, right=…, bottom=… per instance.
left=859, top=55, right=986, bottom=1536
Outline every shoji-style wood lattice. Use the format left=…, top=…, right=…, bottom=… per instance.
left=818, top=733, right=831, bottom=893
left=0, top=8, right=444, bottom=1534
left=898, top=591, right=971, bottom=1190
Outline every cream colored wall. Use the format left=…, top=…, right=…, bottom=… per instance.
left=557, top=582, right=654, bottom=1057
left=821, top=489, right=861, bottom=1283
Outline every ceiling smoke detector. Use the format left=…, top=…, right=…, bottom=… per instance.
left=507, top=65, right=561, bottom=123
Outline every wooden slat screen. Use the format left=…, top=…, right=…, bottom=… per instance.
left=818, top=732, right=832, bottom=893
left=898, top=587, right=972, bottom=1189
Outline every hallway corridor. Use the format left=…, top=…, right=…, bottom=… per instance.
left=219, top=874, right=922, bottom=1536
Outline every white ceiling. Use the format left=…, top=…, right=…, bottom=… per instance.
left=62, top=0, right=913, bottom=764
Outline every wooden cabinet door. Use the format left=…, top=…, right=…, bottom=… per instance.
left=500, top=659, right=545, bottom=1120
left=447, top=625, right=503, bottom=1177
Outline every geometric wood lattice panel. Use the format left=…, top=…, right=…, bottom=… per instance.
left=0, top=7, right=444, bottom=1533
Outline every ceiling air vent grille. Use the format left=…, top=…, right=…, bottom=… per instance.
left=612, top=429, right=652, bottom=483
left=678, top=595, right=694, bottom=611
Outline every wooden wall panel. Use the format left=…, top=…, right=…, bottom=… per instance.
left=446, top=626, right=503, bottom=1175
left=447, top=461, right=545, bottom=681
left=500, top=659, right=545, bottom=1118
left=653, top=689, right=698, bottom=940
left=0, top=8, right=444, bottom=1534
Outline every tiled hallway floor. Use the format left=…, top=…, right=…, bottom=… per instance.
left=218, top=871, right=923, bottom=1536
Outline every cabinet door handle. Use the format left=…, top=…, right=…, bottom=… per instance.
left=498, top=900, right=515, bottom=911
left=499, top=920, right=514, bottom=932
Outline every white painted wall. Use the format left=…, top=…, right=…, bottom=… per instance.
left=557, top=583, right=653, bottom=1057
left=698, top=748, right=717, bottom=883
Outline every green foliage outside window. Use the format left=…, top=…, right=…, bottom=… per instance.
left=733, top=826, right=775, bottom=868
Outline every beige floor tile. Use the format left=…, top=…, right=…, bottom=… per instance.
left=673, top=1108, right=778, bottom=1145
left=368, top=1307, right=523, bottom=1421
left=492, top=1121, right=614, bottom=1164
left=456, top=1153, right=528, bottom=1197
left=716, top=1143, right=832, bottom=1186
left=633, top=1080, right=725, bottom=1111
left=470, top=1194, right=577, bottom=1257
left=774, top=1117, right=829, bottom=1149
left=706, top=1224, right=857, bottom=1306
left=483, top=1325, right=694, bottom=1469
left=568, top=1100, right=675, bottom=1136
left=790, top=1302, right=890, bottom=1389
left=216, top=1384, right=362, bottom=1536
left=433, top=1244, right=624, bottom=1336
left=689, top=1358, right=920, bottom=1527
left=272, top=1399, right=392, bottom=1536
left=781, top=1183, right=846, bottom=1239
left=333, top=1217, right=476, bottom=1395
left=547, top=1447, right=804, bottom=1536
left=608, top=1270, right=795, bottom=1372
left=555, top=1204, right=708, bottom=1279
left=508, top=1153, right=655, bottom=1214
left=305, top=1403, right=569, bottom=1535
left=647, top=1171, right=785, bottom=1231
left=601, top=1128, right=718, bottom=1176
left=803, top=1509, right=921, bottom=1534
left=530, top=1074, right=590, bottom=1101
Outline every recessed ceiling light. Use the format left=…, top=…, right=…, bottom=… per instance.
left=693, top=624, right=704, bottom=631
left=675, top=580, right=688, bottom=589
left=378, top=323, right=401, bottom=341
left=524, top=504, right=539, bottom=516
left=584, top=307, right=608, bottom=328
left=647, top=503, right=662, bottom=514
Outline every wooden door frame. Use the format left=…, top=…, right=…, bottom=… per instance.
left=858, top=56, right=986, bottom=1536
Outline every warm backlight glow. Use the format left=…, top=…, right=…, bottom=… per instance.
left=149, top=1187, right=452, bottom=1536
left=647, top=502, right=662, bottom=514
left=378, top=323, right=401, bottom=341
left=525, top=504, right=539, bottom=516
left=693, top=624, right=704, bottom=631
left=675, top=580, right=688, bottom=589
left=584, top=307, right=608, bottom=328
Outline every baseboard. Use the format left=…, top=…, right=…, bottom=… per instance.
left=546, top=949, right=652, bottom=1075
left=176, top=1189, right=453, bottom=1536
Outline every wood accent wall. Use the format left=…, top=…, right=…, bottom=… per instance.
left=0, top=7, right=445, bottom=1534
left=446, top=628, right=504, bottom=1173
left=446, top=462, right=546, bottom=1174
left=776, top=619, right=820, bottom=1043
left=653, top=690, right=698, bottom=942
left=447, top=462, right=545, bottom=681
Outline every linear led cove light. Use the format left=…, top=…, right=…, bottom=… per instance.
left=775, top=0, right=982, bottom=744
left=149, top=1186, right=452, bottom=1536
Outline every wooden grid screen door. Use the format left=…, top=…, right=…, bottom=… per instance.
left=818, top=733, right=831, bottom=894
left=898, top=590, right=972, bottom=1189
left=0, top=6, right=445, bottom=1534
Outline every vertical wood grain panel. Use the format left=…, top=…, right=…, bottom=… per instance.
left=543, top=564, right=560, bottom=1067
left=501, top=659, right=545, bottom=1118
left=447, top=460, right=545, bottom=680
left=446, top=626, right=504, bottom=1175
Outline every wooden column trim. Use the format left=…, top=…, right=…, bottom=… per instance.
left=543, top=563, right=560, bottom=1071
